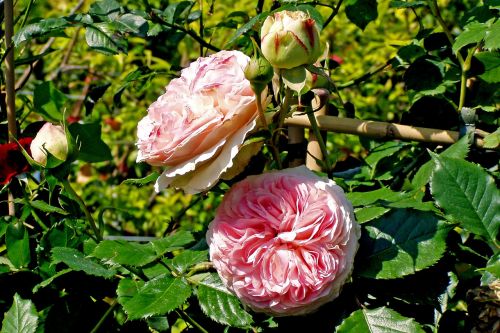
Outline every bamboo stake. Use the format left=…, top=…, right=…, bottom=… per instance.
left=5, top=0, right=16, bottom=216
left=285, top=114, right=487, bottom=148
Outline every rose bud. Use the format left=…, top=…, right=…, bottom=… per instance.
left=30, top=123, right=69, bottom=166
left=261, top=10, right=322, bottom=69
left=244, top=56, right=274, bottom=95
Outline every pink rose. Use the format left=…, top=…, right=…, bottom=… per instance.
left=207, top=166, right=360, bottom=316
left=136, top=50, right=261, bottom=194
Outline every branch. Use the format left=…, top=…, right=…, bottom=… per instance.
left=285, top=114, right=488, bottom=148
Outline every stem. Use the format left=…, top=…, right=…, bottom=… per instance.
left=5, top=0, right=16, bottom=216
left=62, top=180, right=102, bottom=242
left=198, top=0, right=204, bottom=57
left=457, top=46, right=475, bottom=113
left=256, top=0, right=265, bottom=14
left=176, top=310, right=209, bottom=333
left=306, top=108, right=332, bottom=172
left=89, top=300, right=118, bottom=333
left=428, top=0, right=464, bottom=66
left=19, top=0, right=35, bottom=29
left=338, top=60, right=391, bottom=89
left=272, top=85, right=293, bottom=169
left=185, top=261, right=214, bottom=278
left=255, top=92, right=268, bottom=128
left=322, top=0, right=343, bottom=28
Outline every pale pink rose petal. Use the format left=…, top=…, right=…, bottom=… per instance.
left=136, top=50, right=264, bottom=194
left=207, top=166, right=361, bottom=316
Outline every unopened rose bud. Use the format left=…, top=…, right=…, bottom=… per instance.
left=31, top=123, right=69, bottom=166
left=244, top=56, right=274, bottom=94
left=261, top=10, right=322, bottom=69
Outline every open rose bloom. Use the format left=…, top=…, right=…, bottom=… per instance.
left=207, top=166, right=360, bottom=316
left=136, top=50, right=261, bottom=194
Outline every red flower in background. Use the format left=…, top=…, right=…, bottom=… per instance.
left=0, top=137, right=33, bottom=185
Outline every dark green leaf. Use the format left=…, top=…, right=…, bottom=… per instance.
left=29, top=200, right=68, bottom=215
left=14, top=48, right=56, bottom=66
left=347, top=187, right=405, bottom=206
left=1, top=294, right=38, bottom=333
left=122, top=274, right=191, bottom=320
left=52, top=247, right=115, bottom=278
left=358, top=209, right=450, bottom=279
left=85, top=23, right=125, bottom=55
left=32, top=268, right=72, bottom=293
left=33, top=82, right=67, bottom=122
left=93, top=240, right=157, bottom=267
left=345, top=0, right=378, bottom=30
left=412, top=135, right=470, bottom=189
left=121, top=172, right=160, bottom=186
left=6, top=222, right=31, bottom=269
left=430, top=155, right=500, bottom=243
left=115, top=13, right=148, bottom=34
left=336, top=306, right=425, bottom=333
left=151, top=231, right=195, bottom=256
left=475, top=52, right=500, bottom=83
left=196, top=273, right=253, bottom=328
left=404, top=58, right=444, bottom=91
left=69, top=122, right=112, bottom=163
left=365, top=141, right=408, bottom=169
left=89, top=0, right=121, bottom=18
left=162, top=1, right=195, bottom=24
left=14, top=18, right=69, bottom=45
left=147, top=316, right=169, bottom=332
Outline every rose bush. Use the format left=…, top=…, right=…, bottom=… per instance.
left=136, top=50, right=263, bottom=194
left=207, top=166, right=360, bottom=316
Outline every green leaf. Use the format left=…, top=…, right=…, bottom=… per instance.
left=162, top=1, right=195, bottom=24
left=29, top=200, right=68, bottom=215
left=336, top=306, right=425, bottom=333
left=481, top=253, right=500, bottom=285
left=404, top=58, right=444, bottom=92
left=482, top=128, right=500, bottom=149
left=6, top=222, right=31, bottom=269
left=345, top=0, right=378, bottom=30
left=33, top=82, right=67, bottom=122
left=196, top=273, right=253, bottom=328
left=453, top=22, right=489, bottom=53
left=14, top=18, right=69, bottom=45
left=390, top=1, right=427, bottom=8
left=115, top=13, right=148, bottom=34
left=89, top=0, right=121, bottom=18
left=475, top=52, right=500, bottom=83
left=52, top=247, right=115, bottom=278
left=354, top=206, right=391, bottom=223
left=121, top=172, right=160, bottom=186
left=357, top=209, right=450, bottom=279
left=412, top=135, right=470, bottom=189
left=430, top=155, right=500, bottom=244
left=122, top=274, right=191, bottom=320
left=93, top=240, right=157, bottom=267
left=169, top=250, right=208, bottom=274
left=32, top=268, right=72, bottom=293
left=151, top=231, right=195, bottom=256
left=365, top=141, right=408, bottom=169
left=117, top=278, right=144, bottom=306
left=85, top=23, right=125, bottom=55
left=226, top=12, right=269, bottom=47
left=484, top=19, right=500, bottom=50
left=69, top=122, right=112, bottom=163
left=347, top=187, right=405, bottom=206
left=1, top=294, right=38, bottom=333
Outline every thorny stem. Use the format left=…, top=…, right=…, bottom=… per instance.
left=89, top=300, right=118, bottom=333
left=306, top=107, right=332, bottom=172
left=457, top=46, right=477, bottom=113
left=62, top=179, right=102, bottom=242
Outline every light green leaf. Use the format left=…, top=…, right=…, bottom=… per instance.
left=1, top=294, right=38, bottom=333
left=336, top=306, right=425, bottom=333
left=14, top=18, right=69, bottom=45
left=29, top=200, right=68, bottom=215
left=226, top=12, right=269, bottom=47
left=151, top=231, right=195, bottom=256
left=85, top=23, right=124, bottom=55
left=358, top=209, right=450, bottom=279
left=484, top=19, right=500, bottom=50
left=365, top=141, right=408, bottom=169
left=93, top=240, right=157, bottom=267
left=482, top=128, right=500, bottom=149
left=52, top=247, right=115, bottom=278
left=453, top=22, right=489, bottom=53
left=430, top=154, right=500, bottom=244
left=32, top=268, right=72, bottom=293
left=412, top=135, right=470, bottom=189
left=6, top=222, right=31, bottom=269
left=168, top=250, right=208, bottom=274
left=121, top=172, right=160, bottom=186
left=347, top=188, right=405, bottom=206
left=196, top=273, right=253, bottom=328
left=116, top=13, right=147, bottom=33
left=122, top=274, right=192, bottom=320
left=117, top=278, right=144, bottom=306
left=354, top=206, right=391, bottom=223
